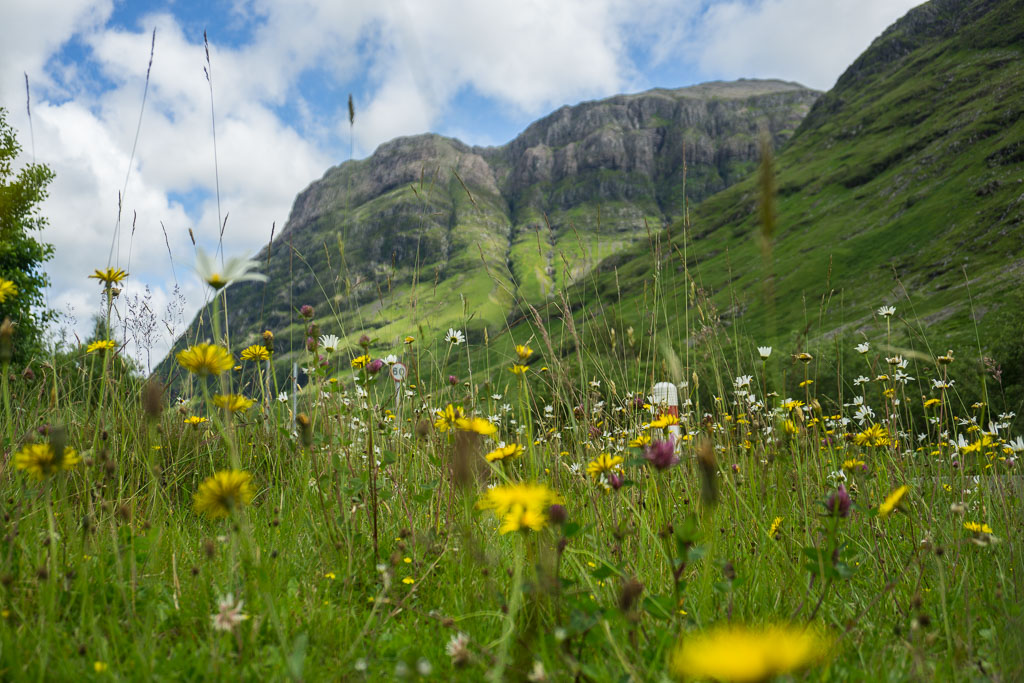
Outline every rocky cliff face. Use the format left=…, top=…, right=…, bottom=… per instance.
left=165, top=79, right=819, bottom=370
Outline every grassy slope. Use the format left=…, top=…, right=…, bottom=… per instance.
left=474, top=0, right=1024, bottom=393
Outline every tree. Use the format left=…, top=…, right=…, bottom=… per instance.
left=0, top=106, right=56, bottom=364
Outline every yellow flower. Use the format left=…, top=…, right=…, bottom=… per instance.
left=477, top=482, right=562, bottom=535
left=586, top=452, right=624, bottom=479
left=404, top=336, right=415, bottom=344
left=841, top=458, right=866, bottom=473
left=351, top=354, right=370, bottom=369
left=402, top=577, right=415, bottom=585
left=213, top=394, right=255, bottom=413
left=855, top=423, right=889, bottom=448
left=485, top=443, right=524, bottom=462
left=87, top=339, right=116, bottom=353
left=193, top=470, right=255, bottom=518
left=782, top=419, right=799, bottom=436
left=88, top=267, right=128, bottom=287
left=324, top=572, right=336, bottom=580
left=14, top=443, right=81, bottom=480
left=434, top=404, right=459, bottom=432
left=923, top=398, right=941, bottom=409
left=669, top=624, right=829, bottom=682
left=93, top=662, right=108, bottom=674
left=799, top=379, right=814, bottom=387
left=455, top=416, right=497, bottom=436
left=184, top=416, right=208, bottom=426
left=240, top=344, right=270, bottom=361
left=964, top=521, right=993, bottom=534
left=0, top=278, right=16, bottom=303
left=878, top=485, right=909, bottom=519
left=515, top=344, right=533, bottom=360
left=629, top=434, right=652, bottom=448
left=509, top=364, right=529, bottom=375
left=176, top=343, right=234, bottom=376
left=768, top=516, right=783, bottom=539
left=780, top=399, right=804, bottom=412
left=648, top=414, right=680, bottom=430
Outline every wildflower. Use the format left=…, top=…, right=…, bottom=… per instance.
left=768, top=516, right=783, bottom=539
left=855, top=423, right=889, bottom=447
left=87, top=339, right=116, bottom=354
left=194, top=470, right=255, bottom=518
left=799, top=379, right=814, bottom=388
left=877, top=485, right=909, bottom=519
left=643, top=438, right=679, bottom=471
left=586, top=452, right=624, bottom=479
left=319, top=334, right=340, bottom=353
left=825, top=484, right=852, bottom=518
left=14, top=443, right=81, bottom=479
left=434, top=404, right=459, bottom=432
left=855, top=342, right=870, bottom=354
left=445, top=328, right=465, bottom=345
left=351, top=354, right=370, bottom=369
left=628, top=434, right=652, bottom=448
left=210, top=593, right=249, bottom=631
left=88, top=267, right=128, bottom=287
left=93, top=662, right=108, bottom=673
left=485, top=443, right=524, bottom=462
left=455, top=416, right=497, bottom=436
left=477, top=482, right=562, bottom=534
left=782, top=419, right=799, bottom=436
left=366, top=358, right=384, bottom=374
left=648, top=413, right=680, bottom=430
left=212, top=394, right=255, bottom=413
left=240, top=344, right=270, bottom=361
left=184, top=416, right=208, bottom=426
left=877, top=305, right=896, bottom=317
left=0, top=279, right=16, bottom=303
left=509, top=364, right=529, bottom=375
left=758, top=346, right=772, bottom=359
left=734, top=375, right=753, bottom=389
left=515, top=344, right=533, bottom=360
left=277, top=392, right=289, bottom=403
left=404, top=335, right=415, bottom=344
left=924, top=398, right=941, bottom=409
left=402, top=577, right=415, bottom=585
left=194, top=247, right=266, bottom=291
left=177, top=343, right=234, bottom=376
left=779, top=399, right=804, bottom=412
left=964, top=521, right=993, bottom=534
left=446, top=632, right=471, bottom=667
left=669, top=623, right=829, bottom=682
left=936, top=349, right=954, bottom=365
left=841, top=458, right=867, bottom=474
left=853, top=405, right=875, bottom=425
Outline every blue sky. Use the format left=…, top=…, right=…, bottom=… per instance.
left=0, top=0, right=921, bottom=368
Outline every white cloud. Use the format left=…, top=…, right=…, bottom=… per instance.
left=686, top=0, right=922, bottom=91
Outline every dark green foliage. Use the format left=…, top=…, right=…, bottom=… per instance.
left=0, top=107, right=56, bottom=364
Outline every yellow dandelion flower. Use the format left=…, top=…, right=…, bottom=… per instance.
left=184, top=416, right=208, bottom=426
left=176, top=343, right=234, bottom=376
left=799, top=379, right=814, bottom=387
left=768, top=516, right=783, bottom=539
left=240, top=344, right=270, bottom=361
left=87, top=339, right=116, bottom=353
left=648, top=414, right=680, bottom=430
left=477, top=482, right=562, bottom=534
left=193, top=470, right=254, bottom=518
left=93, top=662, right=108, bottom=674
left=878, top=485, right=909, bottom=519
left=923, top=398, right=941, bottom=409
left=455, top=416, right=497, bottom=436
left=434, top=404, right=459, bottom=432
left=629, top=434, right=652, bottom=448
left=669, top=624, right=829, bottom=682
left=964, top=521, right=993, bottom=534
left=499, top=505, right=548, bottom=533
left=88, top=267, right=128, bottom=287
left=782, top=419, right=799, bottom=436
left=0, top=279, right=17, bottom=303
left=509, top=364, right=529, bottom=375
left=780, top=399, right=804, bottom=412
left=402, top=577, right=415, bottom=585
left=485, top=443, right=524, bottom=462
left=586, top=452, right=624, bottom=479
left=854, top=424, right=889, bottom=448
left=14, top=443, right=81, bottom=480
left=213, top=394, right=255, bottom=413
left=515, top=344, right=533, bottom=360
left=842, top=458, right=866, bottom=473
left=351, top=354, right=370, bottom=369
left=404, top=335, right=415, bottom=344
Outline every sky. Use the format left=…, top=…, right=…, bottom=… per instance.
left=0, top=0, right=922, bottom=371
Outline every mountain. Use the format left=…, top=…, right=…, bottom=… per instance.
left=161, top=79, right=819, bottom=373
left=485, top=0, right=1024, bottom=382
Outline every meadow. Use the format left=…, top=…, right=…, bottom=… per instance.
left=0, top=244, right=1022, bottom=681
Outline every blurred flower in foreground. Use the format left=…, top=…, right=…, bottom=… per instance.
left=210, top=593, right=249, bottom=631
left=485, top=443, right=523, bottom=462
left=194, top=247, right=267, bottom=291
left=213, top=394, right=255, bottom=414
left=477, top=482, right=562, bottom=534
left=825, top=484, right=852, bottom=518
left=878, top=485, right=909, bottom=519
left=177, top=343, right=234, bottom=376
left=456, top=416, right=497, bottom=436
left=194, top=470, right=255, bottom=518
left=669, top=623, right=829, bottom=682
left=644, top=438, right=679, bottom=471
left=0, top=278, right=16, bottom=303
left=14, top=443, right=80, bottom=480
